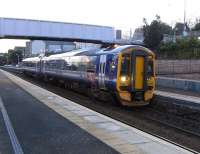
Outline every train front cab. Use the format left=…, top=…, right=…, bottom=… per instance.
left=116, top=47, right=155, bottom=106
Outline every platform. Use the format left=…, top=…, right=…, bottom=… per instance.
left=155, top=77, right=200, bottom=110
left=0, top=69, right=194, bottom=154
left=156, top=86, right=200, bottom=98
left=154, top=89, right=200, bottom=110
left=156, top=76, right=200, bottom=93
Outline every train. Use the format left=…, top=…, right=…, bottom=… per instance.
left=21, top=45, right=156, bottom=106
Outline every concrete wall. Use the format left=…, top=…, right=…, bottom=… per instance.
left=156, top=60, right=200, bottom=75
left=156, top=77, right=200, bottom=93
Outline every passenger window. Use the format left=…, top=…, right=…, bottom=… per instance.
left=79, top=63, right=86, bottom=71
left=86, top=62, right=95, bottom=72
left=71, top=63, right=78, bottom=71
left=99, top=63, right=102, bottom=73
left=102, top=63, right=105, bottom=74
left=65, top=62, right=71, bottom=70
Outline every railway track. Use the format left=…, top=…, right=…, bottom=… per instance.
left=2, top=67, right=200, bottom=153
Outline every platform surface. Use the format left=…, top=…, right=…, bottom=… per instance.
left=155, top=90, right=200, bottom=105
left=0, top=70, right=118, bottom=154
left=0, top=69, right=194, bottom=154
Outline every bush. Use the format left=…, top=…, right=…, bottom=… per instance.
left=157, top=37, right=200, bottom=59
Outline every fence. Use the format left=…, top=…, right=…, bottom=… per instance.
left=156, top=60, right=200, bottom=75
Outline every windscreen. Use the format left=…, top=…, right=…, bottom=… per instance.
left=120, top=54, right=130, bottom=78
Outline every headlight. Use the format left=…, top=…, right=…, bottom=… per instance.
left=111, top=65, right=115, bottom=69
left=121, top=76, right=126, bottom=82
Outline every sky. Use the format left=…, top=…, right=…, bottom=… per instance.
left=0, top=0, right=200, bottom=53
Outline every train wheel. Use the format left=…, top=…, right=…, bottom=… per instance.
left=57, top=80, right=64, bottom=88
left=50, top=78, right=58, bottom=85
left=111, top=93, right=122, bottom=107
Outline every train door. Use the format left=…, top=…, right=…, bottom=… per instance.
left=134, top=56, right=144, bottom=90
left=131, top=51, right=147, bottom=92
left=98, top=55, right=107, bottom=89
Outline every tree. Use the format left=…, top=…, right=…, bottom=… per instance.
left=192, top=23, right=200, bottom=31
left=160, top=22, right=173, bottom=35
left=143, top=15, right=172, bottom=50
left=158, top=37, right=200, bottom=59
left=7, top=49, right=23, bottom=64
left=0, top=54, right=7, bottom=65
left=191, top=18, right=200, bottom=31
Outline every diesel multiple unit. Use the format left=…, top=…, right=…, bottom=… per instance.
left=21, top=45, right=156, bottom=106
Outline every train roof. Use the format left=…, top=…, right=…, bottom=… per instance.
left=22, top=57, right=40, bottom=62
left=57, top=45, right=150, bottom=57
left=22, top=45, right=154, bottom=62
left=104, top=45, right=153, bottom=54
left=42, top=48, right=102, bottom=60
left=44, top=45, right=141, bottom=59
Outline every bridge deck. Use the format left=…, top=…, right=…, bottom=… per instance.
left=0, top=17, right=115, bottom=44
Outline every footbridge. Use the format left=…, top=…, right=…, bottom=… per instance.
left=0, top=18, right=115, bottom=44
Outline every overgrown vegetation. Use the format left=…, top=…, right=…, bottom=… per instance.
left=158, top=37, right=200, bottom=59
left=143, top=15, right=200, bottom=59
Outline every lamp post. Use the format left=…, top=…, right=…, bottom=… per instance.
left=16, top=53, right=19, bottom=64
left=173, top=28, right=177, bottom=43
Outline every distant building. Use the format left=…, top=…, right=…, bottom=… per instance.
left=189, top=31, right=200, bottom=38
left=24, top=40, right=76, bottom=57
left=25, top=42, right=31, bottom=57
left=31, top=40, right=46, bottom=55
left=116, top=30, right=122, bottom=40
left=132, top=28, right=144, bottom=44
left=162, top=30, right=200, bottom=43
left=75, top=42, right=101, bottom=49
left=163, top=34, right=174, bottom=43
